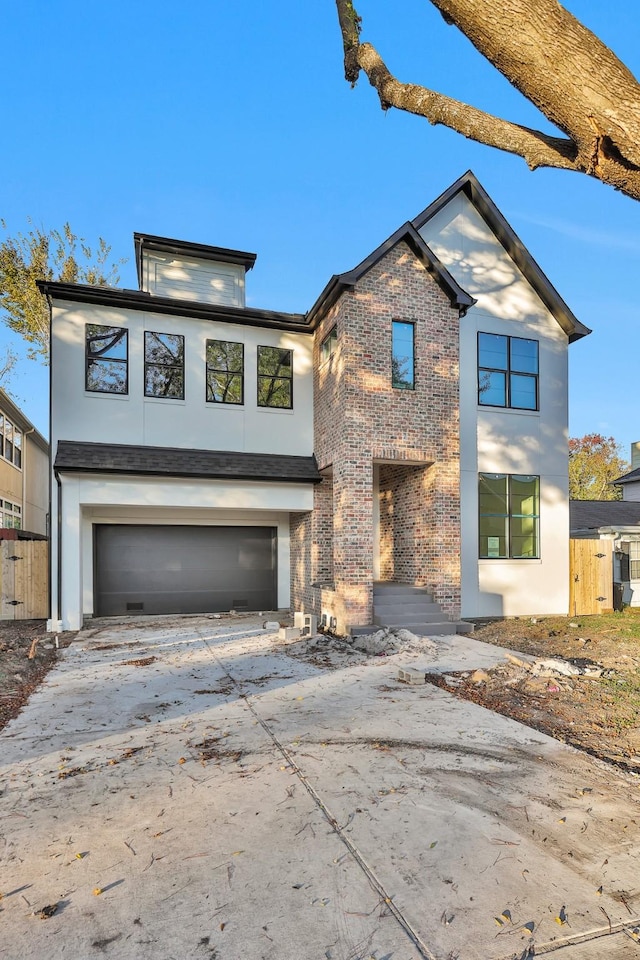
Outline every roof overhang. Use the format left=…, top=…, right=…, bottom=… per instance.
left=307, top=221, right=476, bottom=326
left=134, top=233, right=256, bottom=289
left=412, top=170, right=591, bottom=344
left=37, top=281, right=311, bottom=333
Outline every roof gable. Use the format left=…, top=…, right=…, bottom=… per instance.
left=413, top=171, right=590, bottom=343
left=307, top=221, right=475, bottom=325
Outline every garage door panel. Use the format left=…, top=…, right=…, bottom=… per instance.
left=95, top=525, right=276, bottom=617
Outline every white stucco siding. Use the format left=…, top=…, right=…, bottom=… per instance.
left=51, top=473, right=313, bottom=629
left=421, top=192, right=570, bottom=617
left=50, top=301, right=314, bottom=456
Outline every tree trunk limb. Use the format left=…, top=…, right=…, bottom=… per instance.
left=334, top=0, right=640, bottom=201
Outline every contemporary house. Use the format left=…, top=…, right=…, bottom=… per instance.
left=0, top=388, right=48, bottom=536
left=42, top=171, right=589, bottom=633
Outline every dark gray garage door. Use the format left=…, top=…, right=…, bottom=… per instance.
left=94, top=525, right=277, bottom=617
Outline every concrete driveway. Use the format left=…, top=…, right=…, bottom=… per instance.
left=1, top=616, right=639, bottom=960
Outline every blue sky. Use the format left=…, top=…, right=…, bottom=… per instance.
left=2, top=1, right=639, bottom=459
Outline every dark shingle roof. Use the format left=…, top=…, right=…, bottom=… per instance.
left=54, top=441, right=322, bottom=484
left=570, top=499, right=640, bottom=532
left=613, top=466, right=640, bottom=485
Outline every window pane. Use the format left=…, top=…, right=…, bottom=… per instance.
left=510, top=338, right=538, bottom=374
left=0, top=414, right=4, bottom=457
left=479, top=474, right=508, bottom=514
left=207, top=340, right=243, bottom=372
left=145, top=332, right=183, bottom=365
left=479, top=516, right=508, bottom=557
left=145, top=332, right=184, bottom=399
left=207, top=372, right=243, bottom=404
left=478, top=333, right=507, bottom=370
left=87, top=360, right=128, bottom=394
left=258, top=346, right=292, bottom=377
left=510, top=374, right=536, bottom=410
left=13, top=429, right=21, bottom=468
left=86, top=325, right=127, bottom=360
left=5, top=421, right=13, bottom=462
left=511, top=475, right=539, bottom=516
left=479, top=370, right=506, bottom=406
left=392, top=321, right=414, bottom=389
left=258, top=377, right=292, bottom=408
left=630, top=559, right=640, bottom=580
left=511, top=516, right=538, bottom=558
left=257, top=347, right=293, bottom=408
left=145, top=365, right=184, bottom=398
left=321, top=327, right=337, bottom=362
left=86, top=324, right=128, bottom=394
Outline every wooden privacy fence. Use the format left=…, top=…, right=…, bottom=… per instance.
left=0, top=539, right=48, bottom=620
left=569, top=538, right=613, bottom=616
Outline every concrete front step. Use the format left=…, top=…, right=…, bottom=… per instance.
left=350, top=621, right=473, bottom=637
left=373, top=583, right=433, bottom=598
left=373, top=598, right=441, bottom=614
left=373, top=611, right=448, bottom=626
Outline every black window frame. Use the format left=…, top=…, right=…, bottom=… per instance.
left=477, top=333, right=539, bottom=410
left=144, top=331, right=185, bottom=400
left=320, top=326, right=338, bottom=363
left=85, top=323, right=129, bottom=395
left=205, top=339, right=244, bottom=405
left=257, top=345, right=293, bottom=410
left=392, top=320, right=415, bottom=390
left=478, top=473, right=540, bottom=560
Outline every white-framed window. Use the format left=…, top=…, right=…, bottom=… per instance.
left=1, top=500, right=22, bottom=529
left=0, top=413, right=22, bottom=469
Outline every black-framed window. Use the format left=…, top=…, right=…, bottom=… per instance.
left=478, top=333, right=538, bottom=409
left=392, top=320, right=415, bottom=389
left=144, top=331, right=185, bottom=399
left=85, top=324, right=128, bottom=394
left=257, top=346, right=293, bottom=409
left=206, top=339, right=244, bottom=404
left=320, top=327, right=337, bottom=363
left=479, top=473, right=539, bottom=559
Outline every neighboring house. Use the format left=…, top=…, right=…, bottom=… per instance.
left=0, top=389, right=49, bottom=536
left=613, top=440, right=640, bottom=501
left=570, top=499, right=640, bottom=607
left=41, top=171, right=589, bottom=633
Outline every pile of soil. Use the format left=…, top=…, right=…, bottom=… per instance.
left=431, top=613, right=640, bottom=774
left=0, top=620, right=75, bottom=733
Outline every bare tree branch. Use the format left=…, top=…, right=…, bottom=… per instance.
left=334, top=0, right=640, bottom=201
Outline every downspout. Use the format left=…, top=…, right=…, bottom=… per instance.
left=53, top=468, right=62, bottom=629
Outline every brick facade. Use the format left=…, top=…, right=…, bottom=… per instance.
left=290, top=240, right=462, bottom=633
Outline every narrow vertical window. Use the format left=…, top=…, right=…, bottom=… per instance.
left=86, top=324, right=128, bottom=394
left=320, top=327, right=337, bottom=363
left=392, top=321, right=415, bottom=389
left=144, top=332, right=185, bottom=399
left=206, top=340, right=244, bottom=404
left=0, top=414, right=4, bottom=458
left=13, top=428, right=21, bottom=468
left=257, top=346, right=293, bottom=408
left=479, top=474, right=539, bottom=559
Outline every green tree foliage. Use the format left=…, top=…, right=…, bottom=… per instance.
left=0, top=221, right=124, bottom=362
left=569, top=434, right=629, bottom=501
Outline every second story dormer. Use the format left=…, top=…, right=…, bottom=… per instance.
left=134, top=234, right=256, bottom=307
